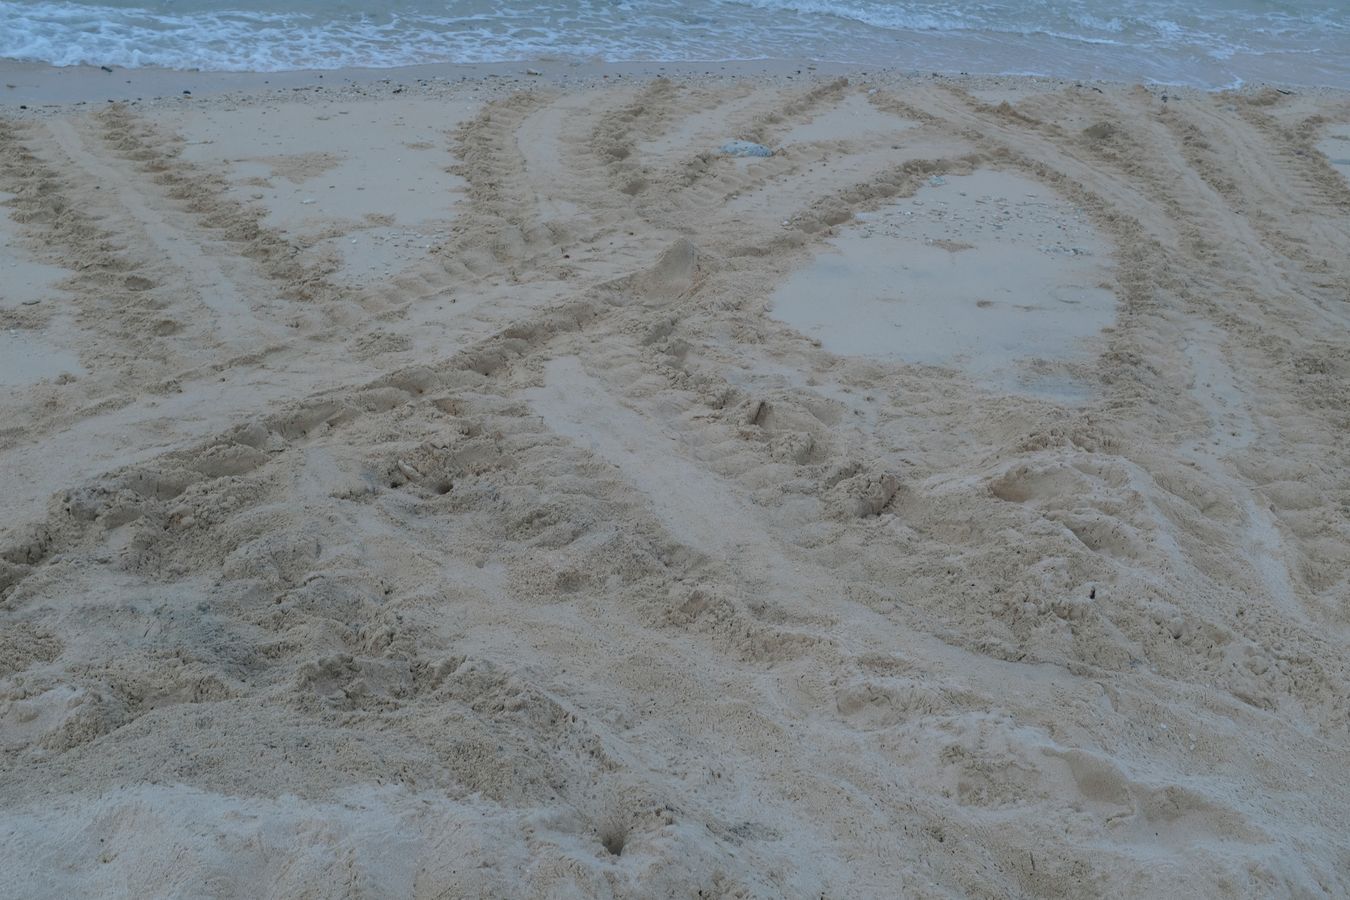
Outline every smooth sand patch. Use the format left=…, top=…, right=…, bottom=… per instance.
left=171, top=97, right=474, bottom=280
left=1319, top=124, right=1350, bottom=180
left=0, top=191, right=68, bottom=309
left=776, top=91, right=917, bottom=145
left=0, top=329, right=82, bottom=388
left=771, top=170, right=1115, bottom=401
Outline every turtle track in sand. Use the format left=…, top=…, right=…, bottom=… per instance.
left=1, top=75, right=1348, bottom=898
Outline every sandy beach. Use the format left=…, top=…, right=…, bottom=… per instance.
left=2, top=63, right=1349, bottom=896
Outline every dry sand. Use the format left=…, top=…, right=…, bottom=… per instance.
left=1, top=66, right=1349, bottom=897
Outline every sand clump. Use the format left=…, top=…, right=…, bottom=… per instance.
left=1, top=72, right=1349, bottom=897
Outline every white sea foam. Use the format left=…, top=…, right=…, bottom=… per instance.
left=0, top=0, right=1346, bottom=87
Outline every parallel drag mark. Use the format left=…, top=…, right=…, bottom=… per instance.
left=94, top=105, right=338, bottom=305
left=1236, top=96, right=1350, bottom=213
left=589, top=78, right=684, bottom=199
left=0, top=121, right=169, bottom=354
left=443, top=91, right=569, bottom=274
left=0, top=237, right=706, bottom=601
left=1155, top=103, right=1348, bottom=296
left=650, top=78, right=854, bottom=214
left=736, top=76, right=852, bottom=147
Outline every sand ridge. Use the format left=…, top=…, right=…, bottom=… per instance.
left=1, top=72, right=1348, bottom=896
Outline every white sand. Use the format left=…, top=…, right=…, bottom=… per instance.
left=771, top=170, right=1116, bottom=402
left=1, top=70, right=1348, bottom=897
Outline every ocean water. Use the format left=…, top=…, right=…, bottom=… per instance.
left=1, top=0, right=1347, bottom=88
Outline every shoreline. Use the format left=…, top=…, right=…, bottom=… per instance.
left=4, top=56, right=1344, bottom=110
left=1, top=58, right=860, bottom=108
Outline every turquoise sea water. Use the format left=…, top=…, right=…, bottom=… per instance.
left=1, top=0, right=1346, bottom=87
